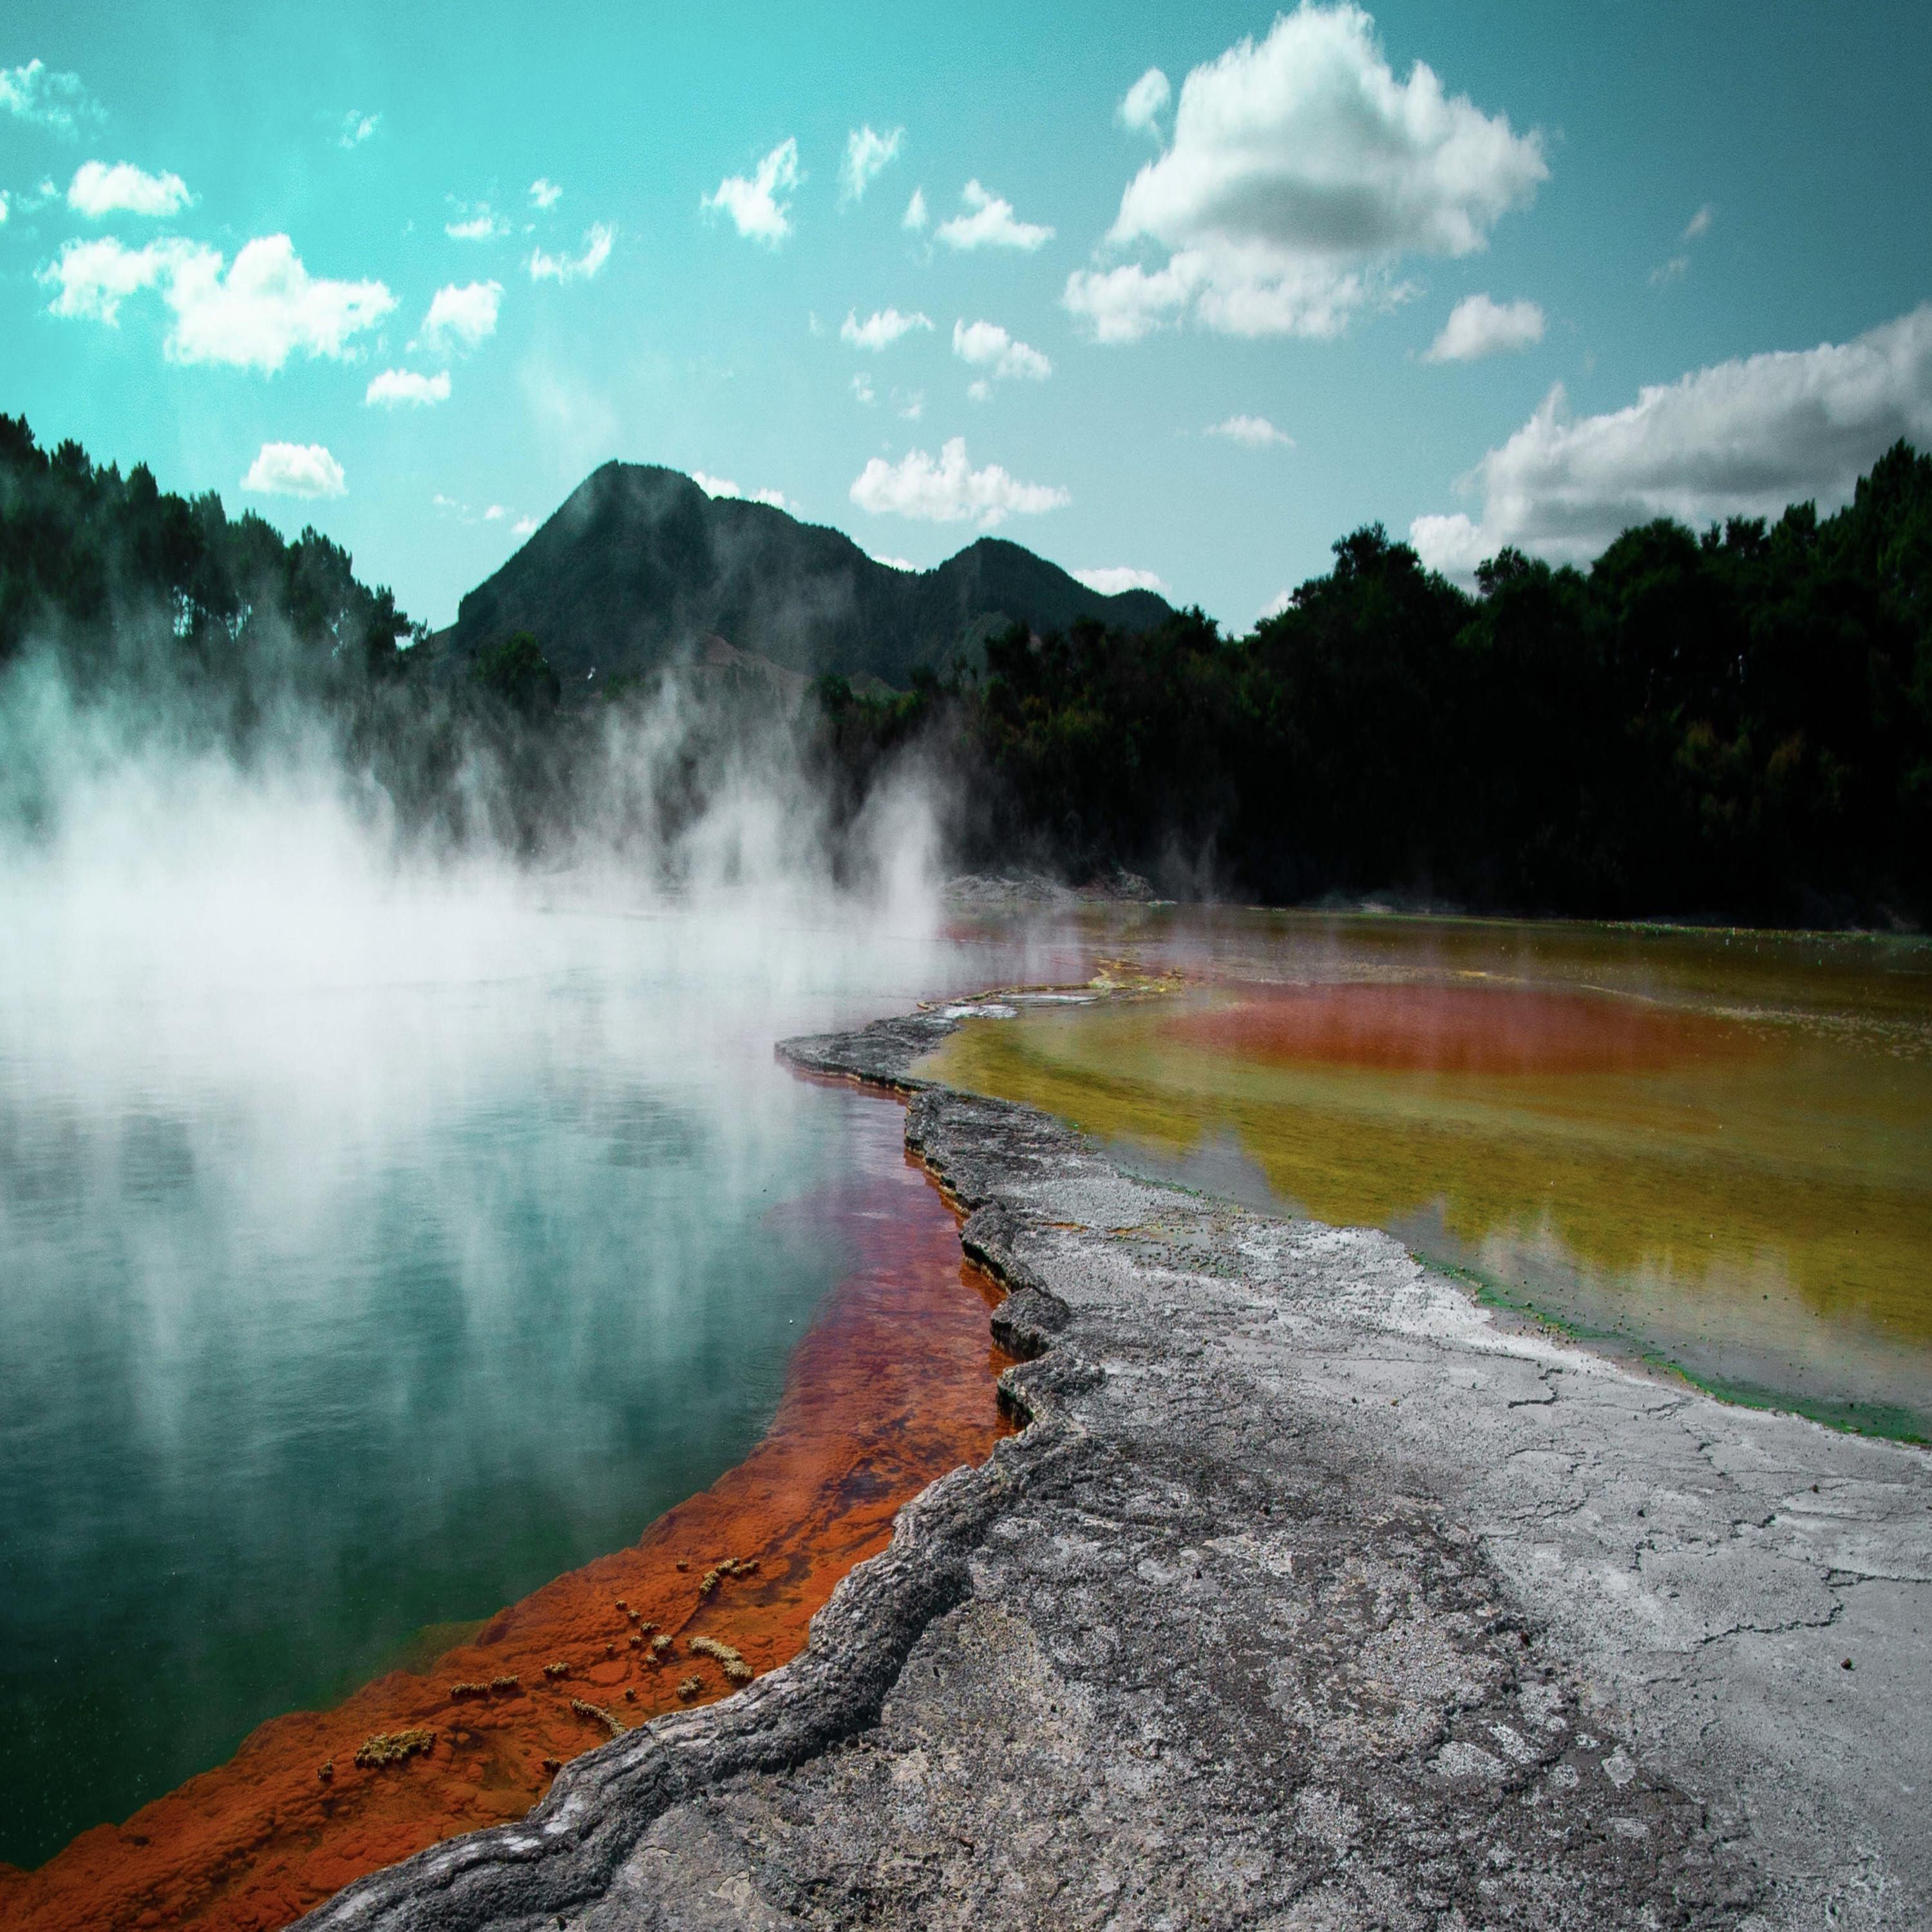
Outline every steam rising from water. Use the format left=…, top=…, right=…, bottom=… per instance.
left=0, top=625, right=969, bottom=1864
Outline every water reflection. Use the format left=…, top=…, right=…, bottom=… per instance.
left=0, top=894, right=1018, bottom=1871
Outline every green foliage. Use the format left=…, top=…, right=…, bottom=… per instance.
left=471, top=630, right=560, bottom=712
left=0, top=413, right=410, bottom=684
left=819, top=447, right=1932, bottom=920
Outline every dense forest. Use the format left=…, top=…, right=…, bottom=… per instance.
left=3, top=412, right=1927, bottom=921
left=822, top=444, right=1932, bottom=922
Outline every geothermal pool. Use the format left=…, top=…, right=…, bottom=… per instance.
left=0, top=888, right=1033, bottom=1877
left=7, top=886, right=1929, bottom=1906
left=930, top=908, right=1932, bottom=1444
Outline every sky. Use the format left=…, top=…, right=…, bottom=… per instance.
left=5, top=1, right=1931, bottom=632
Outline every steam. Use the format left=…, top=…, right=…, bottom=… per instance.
left=0, top=584, right=994, bottom=1861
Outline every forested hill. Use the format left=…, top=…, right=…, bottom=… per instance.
left=0, top=414, right=411, bottom=680
left=4, top=410, right=1927, bottom=922
left=840, top=440, right=1929, bottom=923
left=447, top=460, right=1173, bottom=688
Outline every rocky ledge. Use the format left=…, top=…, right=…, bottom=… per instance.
left=302, top=1009, right=1931, bottom=1932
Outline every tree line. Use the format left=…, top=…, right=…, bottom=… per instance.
left=818, top=442, right=1932, bottom=922
left=4, top=412, right=1927, bottom=920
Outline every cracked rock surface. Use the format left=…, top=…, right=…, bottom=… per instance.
left=303, top=1014, right=1931, bottom=1932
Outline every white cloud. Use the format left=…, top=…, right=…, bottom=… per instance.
left=903, top=187, right=928, bottom=232
left=841, top=126, right=904, bottom=204
left=529, top=176, right=563, bottom=211
left=703, top=138, right=800, bottom=246
left=898, top=390, right=924, bottom=421
left=693, top=471, right=790, bottom=509
left=851, top=372, right=876, bottom=405
left=1066, top=5, right=1545, bottom=343
left=445, top=201, right=509, bottom=241
left=528, top=223, right=612, bottom=282
left=421, top=279, right=502, bottom=352
left=841, top=305, right=933, bottom=351
left=339, top=111, right=379, bottom=149
left=849, top=437, right=1068, bottom=527
left=68, top=160, right=192, bottom=219
left=1423, top=292, right=1544, bottom=363
left=365, top=366, right=451, bottom=407
left=0, top=191, right=8, bottom=226
left=952, top=317, right=1051, bottom=382
left=870, top=553, right=918, bottom=571
left=41, top=234, right=394, bottom=370
left=512, top=515, right=538, bottom=537
left=1409, top=303, right=1932, bottom=577
left=1075, top=565, right=1168, bottom=595
left=243, top=441, right=346, bottom=500
left=38, top=236, right=171, bottom=322
left=1206, top=413, right=1293, bottom=446
left=936, top=180, right=1054, bottom=252
left=1651, top=204, right=1715, bottom=287
left=484, top=504, right=506, bottom=521
left=1258, top=588, right=1294, bottom=621
left=1118, top=67, right=1171, bottom=134
left=0, top=59, right=100, bottom=137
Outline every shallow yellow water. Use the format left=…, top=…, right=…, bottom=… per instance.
left=925, top=911, right=1932, bottom=1441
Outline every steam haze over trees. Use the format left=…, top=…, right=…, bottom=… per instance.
left=5, top=413, right=1926, bottom=922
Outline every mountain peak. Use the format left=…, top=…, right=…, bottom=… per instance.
left=453, top=464, right=1169, bottom=690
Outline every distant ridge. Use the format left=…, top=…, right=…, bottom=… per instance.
left=448, top=462, right=1172, bottom=690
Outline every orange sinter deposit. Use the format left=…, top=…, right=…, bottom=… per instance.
left=1, top=1107, right=1014, bottom=1932
left=1173, top=980, right=1756, bottom=1077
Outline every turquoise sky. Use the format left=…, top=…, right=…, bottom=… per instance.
left=5, top=1, right=1930, bottom=629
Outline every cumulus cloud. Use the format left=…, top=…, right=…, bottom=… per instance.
left=421, top=279, right=502, bottom=352
left=41, top=233, right=394, bottom=370
left=1423, top=292, right=1544, bottom=363
left=528, top=223, right=612, bottom=282
left=903, top=187, right=928, bottom=232
left=693, top=471, right=790, bottom=509
left=0, top=59, right=100, bottom=137
left=365, top=366, right=451, bottom=407
left=851, top=372, right=876, bottom=404
left=870, top=553, right=918, bottom=571
left=935, top=180, right=1054, bottom=252
left=1075, top=565, right=1168, bottom=594
left=952, top=317, right=1051, bottom=382
left=1066, top=4, right=1545, bottom=343
left=529, top=176, right=563, bottom=210
left=512, top=515, right=538, bottom=536
left=339, top=111, right=379, bottom=149
left=841, top=306, right=933, bottom=351
left=703, top=138, right=800, bottom=246
left=0, top=191, right=8, bottom=226
left=849, top=437, right=1068, bottom=527
left=841, top=125, right=904, bottom=204
left=68, top=160, right=192, bottom=219
left=1207, top=413, right=1293, bottom=447
left=445, top=201, right=509, bottom=241
left=242, top=442, right=346, bottom=499
left=39, top=236, right=166, bottom=323
left=1118, top=67, right=1171, bottom=135
left=1409, top=303, right=1932, bottom=576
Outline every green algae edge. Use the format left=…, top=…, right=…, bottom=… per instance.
left=1426, top=1256, right=1930, bottom=1448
